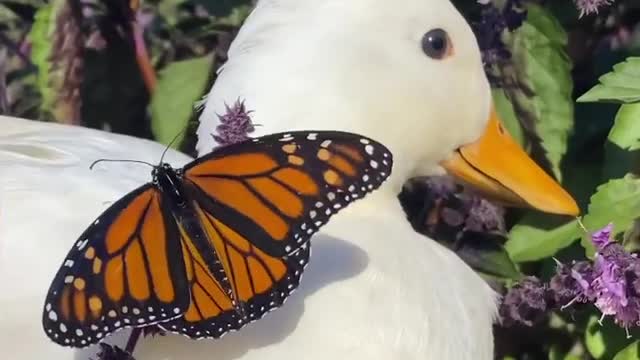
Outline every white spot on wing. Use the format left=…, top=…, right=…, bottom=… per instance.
left=365, top=144, right=374, bottom=155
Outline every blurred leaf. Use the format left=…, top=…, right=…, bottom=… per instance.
left=192, top=0, right=252, bottom=17
left=505, top=212, right=580, bottom=262
left=28, top=1, right=57, bottom=115
left=151, top=54, right=214, bottom=147
left=493, top=88, right=526, bottom=147
left=213, top=4, right=252, bottom=27
left=614, top=341, right=640, bottom=360
left=581, top=175, right=640, bottom=258
left=454, top=232, right=522, bottom=280
left=0, top=0, right=43, bottom=21
left=500, top=4, right=574, bottom=180
left=603, top=103, right=640, bottom=180
left=549, top=345, right=582, bottom=360
left=578, top=58, right=640, bottom=104
left=585, top=316, right=640, bottom=359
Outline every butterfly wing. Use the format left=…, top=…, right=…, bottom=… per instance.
left=158, top=197, right=310, bottom=338
left=42, top=185, right=190, bottom=348
left=183, top=130, right=393, bottom=257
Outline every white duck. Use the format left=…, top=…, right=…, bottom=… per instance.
left=0, top=0, right=579, bottom=359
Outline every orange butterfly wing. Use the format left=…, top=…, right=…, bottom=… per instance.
left=42, top=186, right=190, bottom=347
left=159, top=203, right=310, bottom=337
left=183, top=131, right=392, bottom=257
left=43, top=130, right=393, bottom=345
left=155, top=130, right=391, bottom=338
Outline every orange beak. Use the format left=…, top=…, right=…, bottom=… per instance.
left=440, top=108, right=579, bottom=216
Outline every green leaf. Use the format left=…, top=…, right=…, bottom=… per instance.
left=585, top=316, right=640, bottom=359
left=614, top=341, right=640, bottom=360
left=578, top=57, right=640, bottom=104
left=603, top=103, right=640, bottom=180
left=505, top=212, right=581, bottom=262
left=581, top=175, right=640, bottom=258
left=151, top=54, right=215, bottom=147
left=28, top=1, right=58, bottom=115
left=493, top=88, right=526, bottom=147
left=454, top=233, right=522, bottom=280
left=549, top=345, right=582, bottom=360
left=500, top=4, right=574, bottom=181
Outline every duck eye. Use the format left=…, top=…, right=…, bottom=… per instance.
left=421, top=28, right=451, bottom=60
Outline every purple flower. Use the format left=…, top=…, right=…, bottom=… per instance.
left=591, top=223, right=613, bottom=249
left=499, top=277, right=550, bottom=327
left=549, top=260, right=596, bottom=306
left=501, top=224, right=640, bottom=334
left=574, top=0, right=614, bottom=17
left=551, top=223, right=640, bottom=333
left=212, top=99, right=256, bottom=147
left=464, top=197, right=505, bottom=233
left=470, top=0, right=527, bottom=85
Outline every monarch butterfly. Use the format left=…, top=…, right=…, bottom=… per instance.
left=42, top=130, right=393, bottom=348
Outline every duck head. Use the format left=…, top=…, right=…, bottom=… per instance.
left=198, top=0, right=578, bottom=216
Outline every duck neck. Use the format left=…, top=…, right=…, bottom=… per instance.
left=334, top=188, right=406, bottom=222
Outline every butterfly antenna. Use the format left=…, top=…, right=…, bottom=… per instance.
left=159, top=127, right=188, bottom=164
left=89, top=159, right=155, bottom=170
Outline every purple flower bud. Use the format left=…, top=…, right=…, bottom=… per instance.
left=550, top=260, right=594, bottom=306
left=499, top=277, right=550, bottom=327
left=425, top=176, right=457, bottom=198
left=441, top=207, right=465, bottom=227
left=590, top=240, right=640, bottom=329
left=212, top=99, right=256, bottom=148
left=464, top=198, right=505, bottom=233
left=591, top=223, right=613, bottom=250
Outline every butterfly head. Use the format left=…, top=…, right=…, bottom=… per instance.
left=152, top=163, right=187, bottom=206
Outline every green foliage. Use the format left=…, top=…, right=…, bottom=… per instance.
left=505, top=213, right=580, bottom=262
left=614, top=342, right=640, bottom=360
left=493, top=88, right=526, bottom=147
left=603, top=104, right=640, bottom=180
left=585, top=316, right=640, bottom=359
left=499, top=3, right=574, bottom=180
left=150, top=54, right=215, bottom=147
left=578, top=58, right=640, bottom=104
left=28, top=2, right=57, bottom=115
left=580, top=176, right=640, bottom=258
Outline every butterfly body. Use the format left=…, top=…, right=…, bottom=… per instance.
left=42, top=131, right=392, bottom=348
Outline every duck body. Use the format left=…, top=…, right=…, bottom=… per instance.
left=0, top=115, right=495, bottom=360
left=0, top=116, right=190, bottom=360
